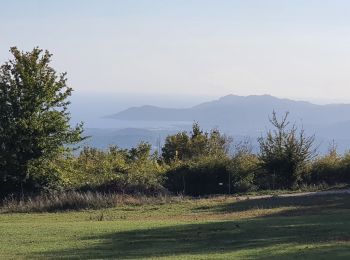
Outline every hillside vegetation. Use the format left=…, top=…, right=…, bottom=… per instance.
left=2, top=47, right=350, bottom=212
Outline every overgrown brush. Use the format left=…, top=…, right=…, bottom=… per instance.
left=0, top=191, right=176, bottom=213
left=56, top=145, right=166, bottom=195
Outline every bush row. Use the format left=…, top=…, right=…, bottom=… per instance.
left=3, top=120, right=350, bottom=198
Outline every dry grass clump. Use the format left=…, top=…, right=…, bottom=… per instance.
left=0, top=191, right=176, bottom=213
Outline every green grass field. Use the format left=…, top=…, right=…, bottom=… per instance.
left=1, top=193, right=350, bottom=259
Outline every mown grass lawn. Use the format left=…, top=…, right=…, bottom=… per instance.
left=1, top=193, right=350, bottom=259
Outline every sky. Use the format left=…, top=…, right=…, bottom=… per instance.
left=2, top=0, right=350, bottom=103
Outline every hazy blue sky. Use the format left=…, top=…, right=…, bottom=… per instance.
left=2, top=0, right=350, bottom=103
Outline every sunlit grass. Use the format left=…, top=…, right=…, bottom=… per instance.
left=0, top=193, right=349, bottom=259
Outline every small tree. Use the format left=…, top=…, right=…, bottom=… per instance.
left=208, top=129, right=232, bottom=156
left=128, top=142, right=152, bottom=162
left=162, top=131, right=190, bottom=163
left=0, top=47, right=84, bottom=195
left=189, top=122, right=208, bottom=157
left=229, top=139, right=259, bottom=192
left=258, top=111, right=315, bottom=188
left=162, top=123, right=231, bottom=163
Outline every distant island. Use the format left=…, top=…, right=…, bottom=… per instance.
left=90, top=94, right=350, bottom=153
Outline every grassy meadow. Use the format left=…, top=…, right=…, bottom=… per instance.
left=1, top=192, right=350, bottom=259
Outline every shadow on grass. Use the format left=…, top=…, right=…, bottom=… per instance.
left=35, top=194, right=350, bottom=259
left=201, top=193, right=350, bottom=216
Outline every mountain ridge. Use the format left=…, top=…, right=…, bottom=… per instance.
left=79, top=94, right=350, bottom=153
left=108, top=94, right=350, bottom=136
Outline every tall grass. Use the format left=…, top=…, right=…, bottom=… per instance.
left=1, top=183, right=346, bottom=213
left=0, top=191, right=177, bottom=213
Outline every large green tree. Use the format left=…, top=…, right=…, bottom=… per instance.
left=0, top=47, right=84, bottom=195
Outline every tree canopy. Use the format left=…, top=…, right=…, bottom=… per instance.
left=162, top=123, right=231, bottom=163
left=0, top=47, right=84, bottom=195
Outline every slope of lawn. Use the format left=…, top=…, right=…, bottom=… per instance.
left=1, top=193, right=350, bottom=259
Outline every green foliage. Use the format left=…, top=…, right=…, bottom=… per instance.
left=0, top=47, right=84, bottom=196
left=162, top=124, right=234, bottom=196
left=162, top=123, right=231, bottom=163
left=229, top=150, right=260, bottom=192
left=258, top=111, right=316, bottom=189
left=309, top=143, right=350, bottom=185
left=164, top=139, right=260, bottom=196
left=164, top=155, right=232, bottom=196
left=208, top=129, right=232, bottom=156
left=309, top=144, right=341, bottom=184
left=58, top=143, right=166, bottom=194
left=189, top=122, right=208, bottom=157
left=1, top=50, right=349, bottom=198
left=162, top=131, right=190, bottom=162
left=339, top=153, right=350, bottom=183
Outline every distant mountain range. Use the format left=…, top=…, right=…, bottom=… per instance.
left=109, top=94, right=350, bottom=136
left=82, top=94, right=350, bottom=154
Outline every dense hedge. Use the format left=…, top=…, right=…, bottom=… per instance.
left=2, top=124, right=350, bottom=198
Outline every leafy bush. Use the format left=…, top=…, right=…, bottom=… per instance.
left=162, top=123, right=231, bottom=163
left=165, top=155, right=232, bottom=196
left=309, top=150, right=341, bottom=184
left=229, top=152, right=260, bottom=192
left=56, top=144, right=166, bottom=195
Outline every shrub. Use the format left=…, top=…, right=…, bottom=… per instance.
left=229, top=152, right=260, bottom=192
left=165, top=155, right=232, bottom=196
left=162, top=123, right=231, bottom=163
left=309, top=151, right=341, bottom=185
left=56, top=144, right=166, bottom=195
left=339, top=153, right=350, bottom=183
left=258, top=111, right=316, bottom=189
